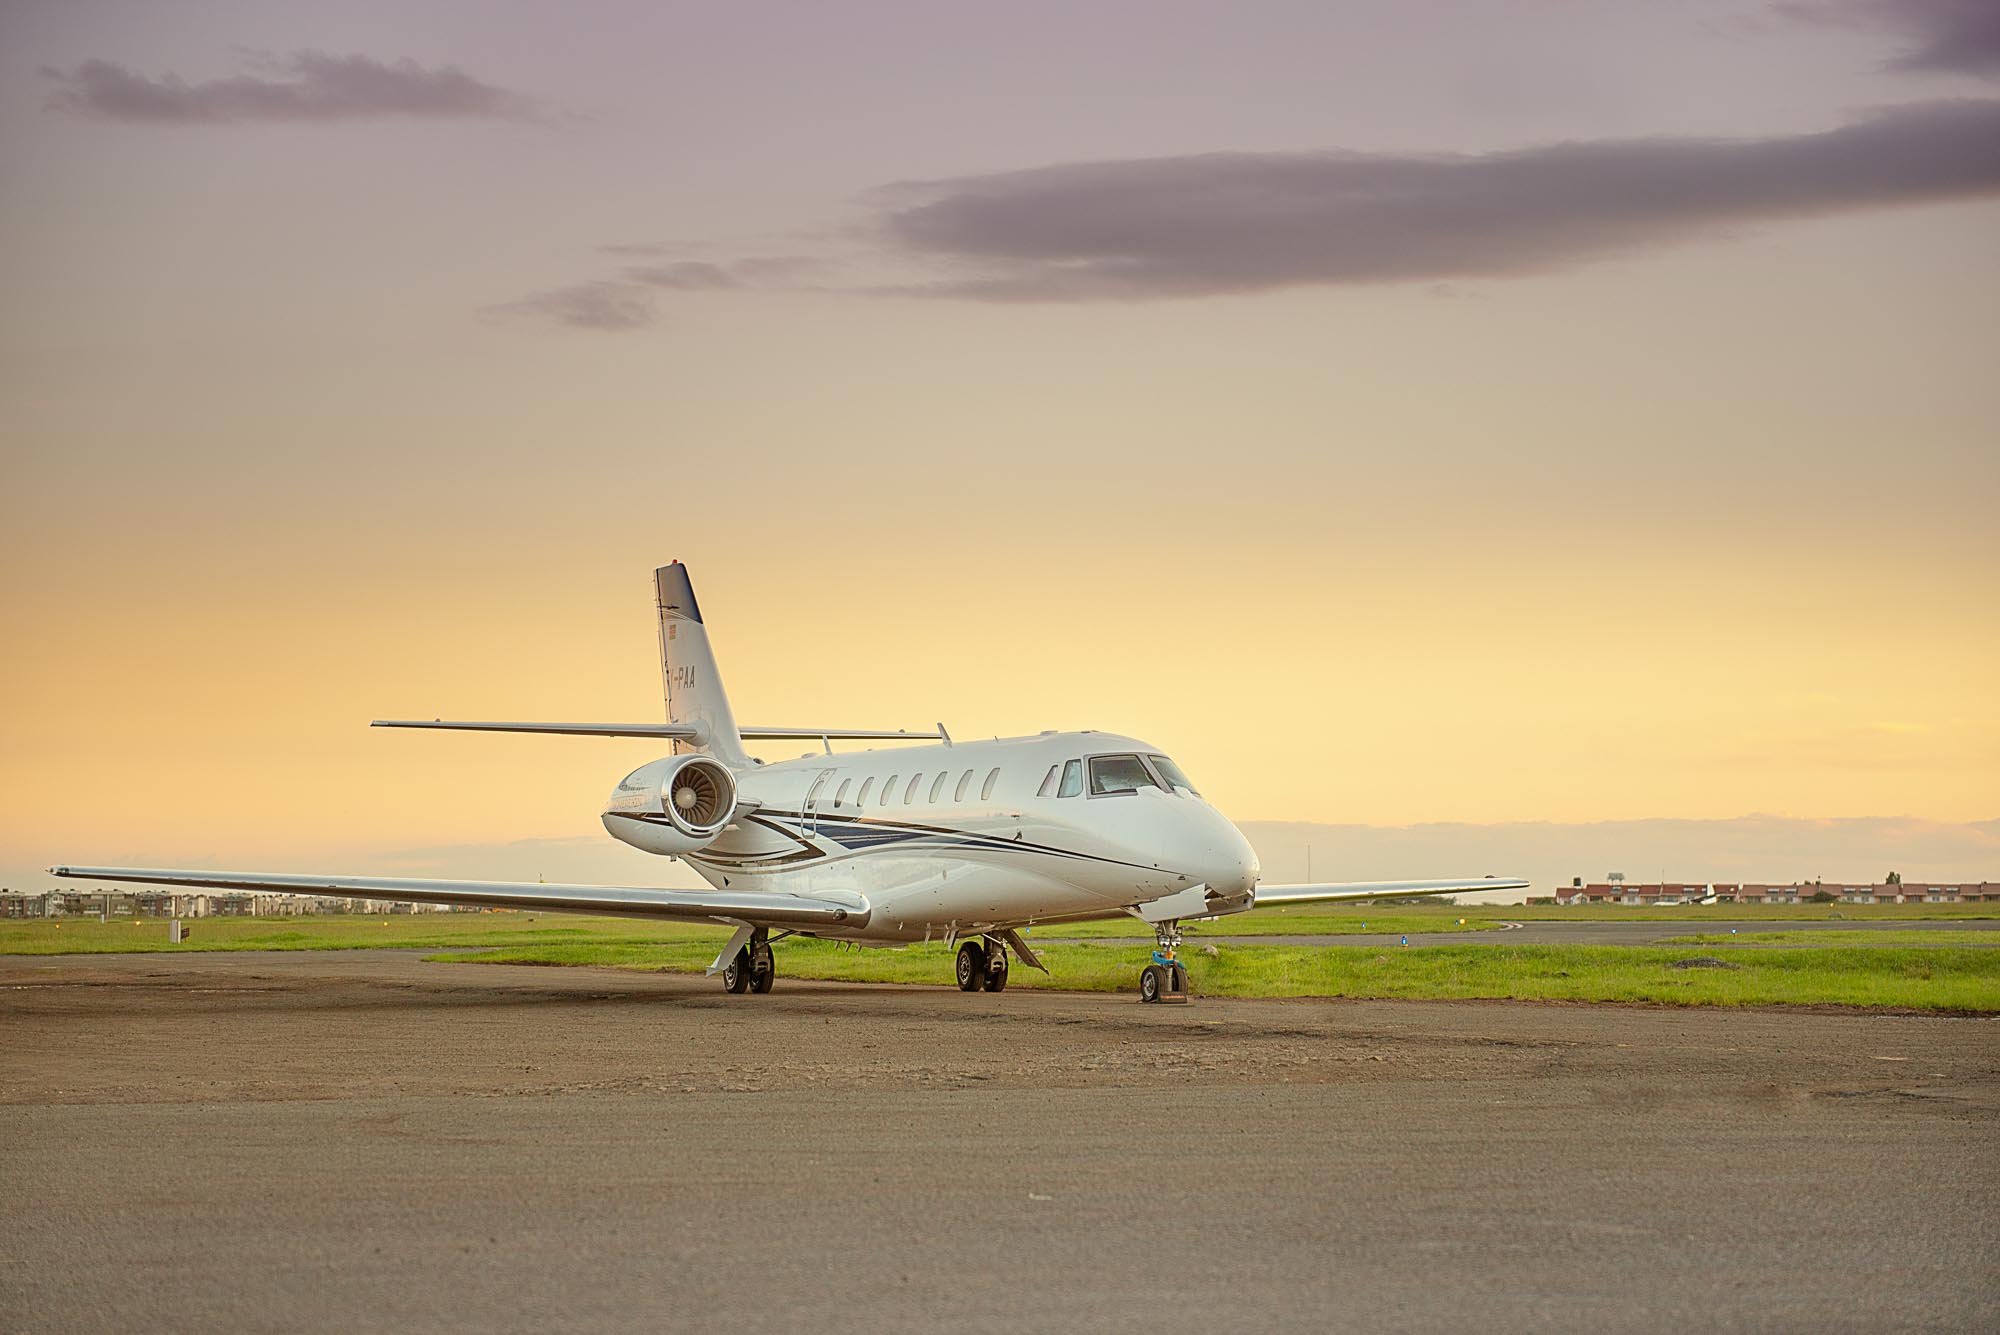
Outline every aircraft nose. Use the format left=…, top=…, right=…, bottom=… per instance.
left=1196, top=813, right=1260, bottom=898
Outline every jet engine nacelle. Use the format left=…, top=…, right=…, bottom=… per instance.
left=601, top=754, right=739, bottom=856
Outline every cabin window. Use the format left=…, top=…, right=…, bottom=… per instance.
left=834, top=779, right=852, bottom=807
left=904, top=773, right=923, bottom=803
left=1088, top=754, right=1161, bottom=795
left=929, top=772, right=948, bottom=803
left=1037, top=765, right=1059, bottom=797
left=1057, top=759, right=1084, bottom=798
left=855, top=777, right=874, bottom=807
left=882, top=775, right=898, bottom=806
left=981, top=767, right=1000, bottom=800
left=954, top=769, right=973, bottom=802
left=1145, top=754, right=1199, bottom=796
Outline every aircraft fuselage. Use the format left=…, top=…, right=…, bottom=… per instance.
left=604, top=730, right=1260, bottom=942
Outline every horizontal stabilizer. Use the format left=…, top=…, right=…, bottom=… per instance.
left=372, top=721, right=944, bottom=743
left=1254, top=877, right=1529, bottom=906
left=374, top=720, right=701, bottom=739
left=49, top=866, right=869, bottom=928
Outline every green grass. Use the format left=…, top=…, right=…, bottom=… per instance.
left=425, top=938, right=2000, bottom=1011
left=11, top=900, right=1988, bottom=958
left=1661, top=929, right=2000, bottom=946
left=1503, top=902, right=1997, bottom=921
left=12, top=913, right=1997, bottom=1010
left=1051, top=910, right=1494, bottom=938
left=0, top=913, right=725, bottom=956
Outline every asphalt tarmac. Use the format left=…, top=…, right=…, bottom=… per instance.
left=3, top=950, right=1995, bottom=1333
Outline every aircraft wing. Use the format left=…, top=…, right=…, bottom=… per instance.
left=1255, top=877, right=1529, bottom=906
left=48, top=866, right=868, bottom=928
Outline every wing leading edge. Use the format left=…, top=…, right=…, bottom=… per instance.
left=1254, top=877, right=1530, bottom=906
left=48, top=866, right=868, bottom=928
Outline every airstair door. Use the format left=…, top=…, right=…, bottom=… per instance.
left=803, top=770, right=835, bottom=837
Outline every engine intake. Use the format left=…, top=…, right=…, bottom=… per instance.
left=664, top=757, right=733, bottom=836
left=602, top=755, right=739, bottom=855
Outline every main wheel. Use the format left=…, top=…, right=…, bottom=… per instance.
left=983, top=949, right=1010, bottom=993
left=749, top=941, right=775, bottom=994
left=955, top=940, right=987, bottom=992
left=1139, top=964, right=1164, bottom=1003
left=722, top=948, right=752, bottom=994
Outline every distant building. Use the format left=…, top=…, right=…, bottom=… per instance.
left=2, top=889, right=477, bottom=919
left=1554, top=881, right=1998, bottom=906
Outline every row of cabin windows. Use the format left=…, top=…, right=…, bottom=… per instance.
left=828, top=767, right=1002, bottom=810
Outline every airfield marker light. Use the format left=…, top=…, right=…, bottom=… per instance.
left=1400, top=935, right=1409, bottom=947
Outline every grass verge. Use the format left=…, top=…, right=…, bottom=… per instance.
left=1661, top=930, right=2000, bottom=946
left=0, top=914, right=724, bottom=955
left=425, top=939, right=2000, bottom=1011
left=1499, top=903, right=1998, bottom=921
left=1053, top=911, right=1493, bottom=938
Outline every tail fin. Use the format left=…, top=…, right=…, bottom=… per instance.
left=655, top=563, right=749, bottom=766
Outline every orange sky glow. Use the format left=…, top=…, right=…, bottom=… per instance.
left=1, top=1, right=1994, bottom=886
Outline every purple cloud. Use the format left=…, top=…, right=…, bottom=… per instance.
left=1878, top=0, right=2000, bottom=76
left=624, top=262, right=739, bottom=291
left=1773, top=2, right=2000, bottom=78
left=489, top=282, right=654, bottom=332
left=42, top=51, right=533, bottom=124
left=869, top=99, right=2000, bottom=300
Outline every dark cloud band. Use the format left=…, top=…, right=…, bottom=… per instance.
left=42, top=51, right=532, bottom=124
left=872, top=99, right=2000, bottom=301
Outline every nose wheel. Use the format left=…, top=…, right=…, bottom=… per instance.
left=1141, top=920, right=1191, bottom=1004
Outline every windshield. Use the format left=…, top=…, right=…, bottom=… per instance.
left=1088, top=754, right=1162, bottom=795
left=1147, top=754, right=1199, bottom=795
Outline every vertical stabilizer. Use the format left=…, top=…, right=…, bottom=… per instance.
left=655, top=563, right=750, bottom=766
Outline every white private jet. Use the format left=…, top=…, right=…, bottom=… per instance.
left=55, top=564, right=1526, bottom=1002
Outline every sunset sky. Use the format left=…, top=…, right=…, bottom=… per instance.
left=2, top=1, right=1995, bottom=889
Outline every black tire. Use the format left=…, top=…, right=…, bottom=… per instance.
left=749, top=941, right=775, bottom=994
left=983, top=951, right=1010, bottom=993
left=722, top=948, right=752, bottom=994
left=1139, top=964, right=1163, bottom=1003
left=955, top=940, right=986, bottom=992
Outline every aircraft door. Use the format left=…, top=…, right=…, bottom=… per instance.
left=802, top=769, right=835, bottom=836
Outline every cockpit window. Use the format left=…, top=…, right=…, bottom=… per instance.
left=1088, top=754, right=1162, bottom=796
left=1146, top=754, right=1198, bottom=795
left=1057, top=759, right=1084, bottom=798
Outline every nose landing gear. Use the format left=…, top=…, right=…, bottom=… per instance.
left=954, top=937, right=1010, bottom=992
left=1140, top=920, right=1190, bottom=1004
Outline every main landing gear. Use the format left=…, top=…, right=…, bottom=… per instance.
left=721, top=929, right=776, bottom=994
left=1139, top=920, right=1190, bottom=1004
left=955, top=937, right=1010, bottom=992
